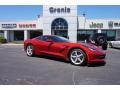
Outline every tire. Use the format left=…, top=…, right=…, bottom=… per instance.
left=26, top=44, right=35, bottom=57
left=96, top=36, right=106, bottom=45
left=102, top=43, right=107, bottom=50
left=69, top=49, right=87, bottom=66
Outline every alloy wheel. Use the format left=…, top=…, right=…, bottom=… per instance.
left=26, top=45, right=34, bottom=56
left=70, top=49, right=86, bottom=65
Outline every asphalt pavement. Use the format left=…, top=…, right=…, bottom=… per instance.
left=0, top=44, right=120, bottom=85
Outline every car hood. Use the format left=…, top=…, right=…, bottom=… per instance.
left=80, top=42, right=98, bottom=49
left=79, top=42, right=106, bottom=52
left=63, top=41, right=98, bottom=49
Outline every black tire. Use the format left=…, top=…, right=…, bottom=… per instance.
left=69, top=49, right=87, bottom=66
left=26, top=44, right=35, bottom=57
left=96, top=36, right=106, bottom=45
left=102, top=43, right=107, bottom=50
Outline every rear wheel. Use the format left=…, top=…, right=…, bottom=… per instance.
left=69, top=49, right=87, bottom=66
left=26, top=45, right=35, bottom=57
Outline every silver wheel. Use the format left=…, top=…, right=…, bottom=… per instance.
left=26, top=45, right=34, bottom=56
left=70, top=49, right=86, bottom=65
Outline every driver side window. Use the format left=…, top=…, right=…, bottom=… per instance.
left=42, top=36, right=51, bottom=41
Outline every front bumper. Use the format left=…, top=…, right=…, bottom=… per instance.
left=88, top=59, right=106, bottom=65
left=87, top=51, right=106, bottom=65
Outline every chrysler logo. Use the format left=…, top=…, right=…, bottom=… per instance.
left=49, top=7, right=70, bottom=13
left=1, top=24, right=17, bottom=28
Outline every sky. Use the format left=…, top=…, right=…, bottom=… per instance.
left=0, top=5, right=120, bottom=21
left=78, top=5, right=120, bottom=19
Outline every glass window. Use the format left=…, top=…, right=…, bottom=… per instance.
left=107, top=31, right=116, bottom=41
left=51, top=18, right=68, bottom=30
left=30, top=31, right=43, bottom=39
left=77, top=30, right=87, bottom=41
left=107, top=31, right=115, bottom=37
left=77, top=30, right=95, bottom=41
left=102, top=30, right=116, bottom=41
left=14, top=31, right=24, bottom=41
left=42, top=36, right=50, bottom=41
left=60, top=27, right=63, bottom=30
left=51, top=26, right=55, bottom=29
left=51, top=18, right=68, bottom=38
left=86, top=31, right=94, bottom=35
left=114, top=23, right=119, bottom=27
left=36, top=36, right=42, bottom=40
left=80, top=31, right=86, bottom=34
left=0, top=31, right=4, bottom=37
left=50, top=36, right=70, bottom=42
left=102, top=30, right=107, bottom=34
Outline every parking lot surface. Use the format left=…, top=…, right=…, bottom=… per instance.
left=0, top=45, right=120, bottom=85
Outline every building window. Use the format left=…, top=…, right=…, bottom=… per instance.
left=77, top=30, right=95, bottom=41
left=51, top=18, right=68, bottom=30
left=102, top=30, right=116, bottom=41
left=30, top=31, right=43, bottom=39
left=14, top=31, right=24, bottom=41
left=51, top=18, right=68, bottom=38
left=0, top=31, right=4, bottom=37
left=114, top=23, right=119, bottom=27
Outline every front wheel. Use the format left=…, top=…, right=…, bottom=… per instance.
left=69, top=49, right=87, bottom=66
left=26, top=45, right=35, bottom=57
left=102, top=43, right=108, bottom=50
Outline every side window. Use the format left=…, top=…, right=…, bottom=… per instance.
left=42, top=36, right=51, bottom=41
left=50, top=36, right=58, bottom=42
left=36, top=36, right=42, bottom=40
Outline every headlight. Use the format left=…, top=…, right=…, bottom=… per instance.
left=83, top=44, right=96, bottom=51
left=88, top=47, right=96, bottom=51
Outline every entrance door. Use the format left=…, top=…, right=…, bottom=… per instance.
left=51, top=18, right=68, bottom=38
left=14, top=31, right=24, bottom=41
left=54, top=30, right=68, bottom=38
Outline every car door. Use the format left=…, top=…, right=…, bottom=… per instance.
left=47, top=36, right=68, bottom=57
left=34, top=36, right=52, bottom=53
left=113, top=41, right=120, bottom=48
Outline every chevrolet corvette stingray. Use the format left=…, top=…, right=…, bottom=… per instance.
left=24, top=35, right=106, bottom=66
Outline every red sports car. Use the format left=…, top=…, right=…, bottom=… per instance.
left=24, top=35, right=106, bottom=66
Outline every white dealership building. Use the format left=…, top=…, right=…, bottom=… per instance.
left=0, top=5, right=120, bottom=42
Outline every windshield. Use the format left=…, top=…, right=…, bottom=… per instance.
left=50, top=36, right=70, bottom=42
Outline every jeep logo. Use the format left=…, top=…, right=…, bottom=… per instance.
left=89, top=22, right=103, bottom=28
left=49, top=7, right=70, bottom=13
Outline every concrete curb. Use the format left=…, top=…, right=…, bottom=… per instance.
left=0, top=43, right=23, bottom=46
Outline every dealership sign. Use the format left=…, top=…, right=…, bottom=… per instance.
left=1, top=24, right=17, bottom=28
left=89, top=22, right=103, bottom=28
left=19, top=24, right=36, bottom=28
left=49, top=7, right=70, bottom=13
left=108, top=21, right=120, bottom=28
